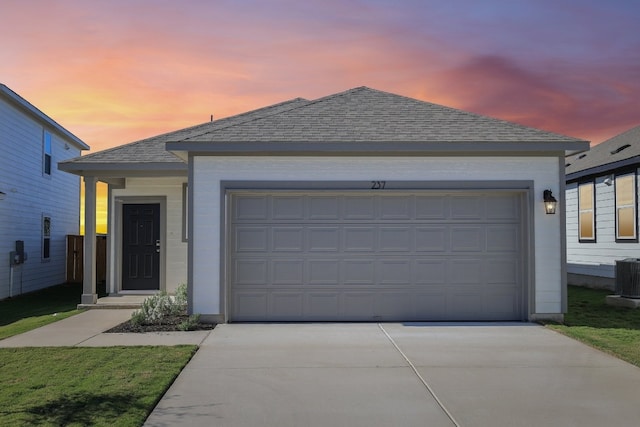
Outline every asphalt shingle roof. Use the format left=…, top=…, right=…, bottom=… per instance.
left=183, top=87, right=584, bottom=143
left=60, top=97, right=309, bottom=165
left=61, top=86, right=585, bottom=170
left=565, top=124, right=640, bottom=177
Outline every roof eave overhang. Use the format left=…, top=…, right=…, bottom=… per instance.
left=57, top=162, right=187, bottom=177
left=167, top=140, right=589, bottom=158
left=566, top=156, right=640, bottom=182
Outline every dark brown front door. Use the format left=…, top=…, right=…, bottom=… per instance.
left=122, top=204, right=160, bottom=290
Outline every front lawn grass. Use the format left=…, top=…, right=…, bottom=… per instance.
left=0, top=283, right=83, bottom=340
left=0, top=346, right=197, bottom=426
left=547, top=285, right=640, bottom=367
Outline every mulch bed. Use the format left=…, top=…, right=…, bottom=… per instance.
left=105, top=314, right=216, bottom=333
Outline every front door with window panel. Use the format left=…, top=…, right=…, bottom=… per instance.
left=122, top=204, right=160, bottom=290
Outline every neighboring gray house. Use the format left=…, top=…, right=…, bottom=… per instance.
left=60, top=87, right=587, bottom=322
left=565, top=125, right=640, bottom=289
left=0, top=84, right=89, bottom=299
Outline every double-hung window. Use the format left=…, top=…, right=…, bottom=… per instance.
left=578, top=182, right=595, bottom=242
left=615, top=173, right=637, bottom=241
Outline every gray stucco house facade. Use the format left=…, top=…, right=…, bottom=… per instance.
left=565, top=125, right=640, bottom=289
left=60, top=87, right=588, bottom=322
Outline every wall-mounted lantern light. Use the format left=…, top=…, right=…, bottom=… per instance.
left=543, top=189, right=557, bottom=214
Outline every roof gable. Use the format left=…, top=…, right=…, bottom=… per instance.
left=566, top=124, right=640, bottom=179
left=1, top=83, right=89, bottom=151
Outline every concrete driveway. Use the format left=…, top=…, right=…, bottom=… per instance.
left=144, top=323, right=640, bottom=427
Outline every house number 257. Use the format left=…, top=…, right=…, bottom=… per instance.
left=370, top=181, right=386, bottom=189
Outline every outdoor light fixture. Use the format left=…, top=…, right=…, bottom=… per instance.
left=543, top=189, right=557, bottom=214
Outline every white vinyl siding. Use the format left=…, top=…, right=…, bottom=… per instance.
left=615, top=173, right=636, bottom=241
left=192, top=155, right=563, bottom=319
left=0, top=96, right=83, bottom=298
left=566, top=169, right=640, bottom=279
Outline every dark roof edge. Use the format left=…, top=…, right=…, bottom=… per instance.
left=0, top=83, right=90, bottom=150
left=58, top=162, right=187, bottom=174
left=167, top=140, right=589, bottom=155
left=566, top=156, right=640, bottom=182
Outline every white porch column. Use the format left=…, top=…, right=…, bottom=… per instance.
left=81, top=176, right=97, bottom=304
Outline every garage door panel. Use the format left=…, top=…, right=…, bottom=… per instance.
left=272, top=196, right=304, bottom=219
left=343, top=292, right=376, bottom=317
left=486, top=226, right=519, bottom=252
left=234, top=259, right=268, bottom=285
left=414, top=260, right=447, bottom=284
left=449, top=259, right=484, bottom=284
left=229, top=191, right=525, bottom=322
left=344, top=197, right=376, bottom=219
left=233, top=292, right=268, bottom=319
left=485, top=258, right=519, bottom=284
left=378, top=260, right=411, bottom=284
left=306, top=293, right=340, bottom=317
left=451, top=196, right=484, bottom=219
left=451, top=227, right=484, bottom=252
left=309, top=196, right=340, bottom=219
left=415, top=195, right=448, bottom=219
left=272, top=227, right=304, bottom=251
left=343, top=260, right=375, bottom=284
left=271, top=292, right=304, bottom=318
left=414, top=292, right=448, bottom=320
left=379, top=227, right=412, bottom=252
left=344, top=227, right=376, bottom=251
left=272, top=260, right=304, bottom=285
left=235, top=196, right=268, bottom=220
left=235, top=227, right=268, bottom=252
left=308, top=227, right=340, bottom=251
left=375, top=292, right=412, bottom=318
left=379, top=196, right=412, bottom=219
left=308, top=260, right=340, bottom=284
left=486, top=195, right=520, bottom=219
left=415, top=227, right=448, bottom=252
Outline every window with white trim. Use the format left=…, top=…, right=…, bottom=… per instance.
left=578, top=182, right=595, bottom=242
left=43, top=131, right=52, bottom=176
left=615, top=173, right=637, bottom=241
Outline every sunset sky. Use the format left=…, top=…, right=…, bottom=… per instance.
left=2, top=1, right=640, bottom=232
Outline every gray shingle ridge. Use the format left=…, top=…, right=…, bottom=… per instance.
left=566, top=124, right=640, bottom=176
left=183, top=86, right=586, bottom=143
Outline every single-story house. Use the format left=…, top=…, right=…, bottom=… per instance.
left=565, top=124, right=640, bottom=289
left=60, top=87, right=588, bottom=322
left=1, top=83, right=89, bottom=299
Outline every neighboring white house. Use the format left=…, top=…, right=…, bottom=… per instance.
left=60, top=87, right=588, bottom=322
left=565, top=124, right=640, bottom=289
left=0, top=84, right=89, bottom=299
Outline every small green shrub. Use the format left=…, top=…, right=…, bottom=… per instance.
left=131, top=284, right=189, bottom=325
left=177, top=314, right=201, bottom=331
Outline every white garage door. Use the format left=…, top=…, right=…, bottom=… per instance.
left=229, top=191, right=525, bottom=321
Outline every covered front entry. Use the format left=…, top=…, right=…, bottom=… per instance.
left=122, top=203, right=160, bottom=290
left=228, top=190, right=527, bottom=322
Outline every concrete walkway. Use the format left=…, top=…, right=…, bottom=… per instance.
left=0, top=309, right=211, bottom=347
left=145, top=323, right=640, bottom=427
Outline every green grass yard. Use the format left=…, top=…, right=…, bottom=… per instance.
left=547, top=285, right=640, bottom=367
left=0, top=346, right=196, bottom=426
left=0, top=283, right=83, bottom=340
